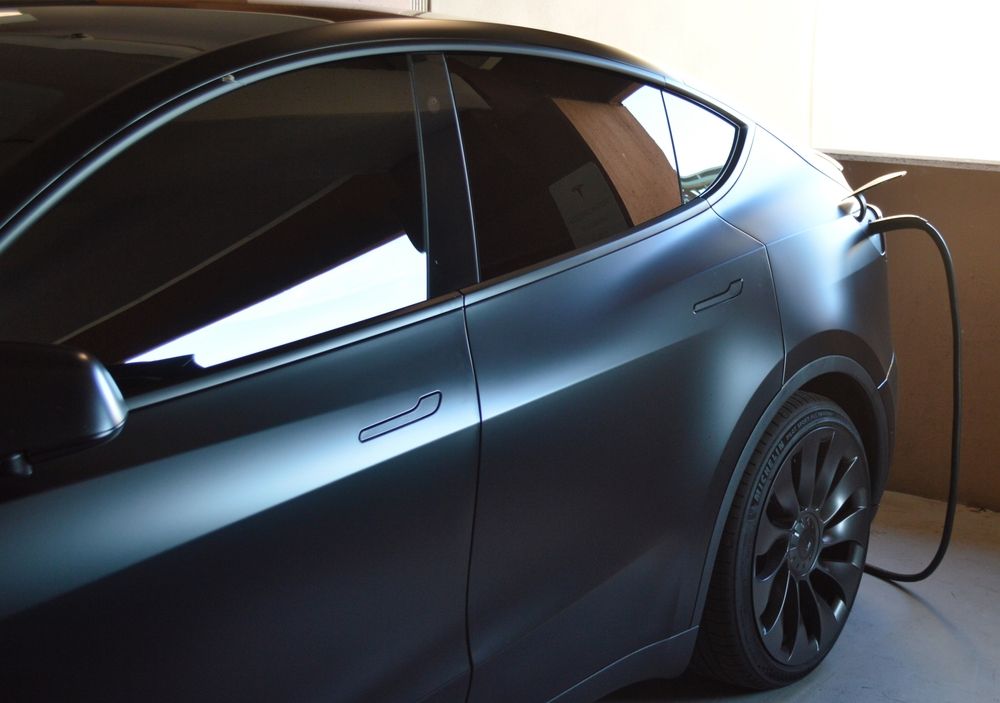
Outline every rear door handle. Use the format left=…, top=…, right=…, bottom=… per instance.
left=693, top=279, right=743, bottom=313
left=359, top=392, right=442, bottom=442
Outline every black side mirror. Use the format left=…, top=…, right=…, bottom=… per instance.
left=0, top=342, right=127, bottom=476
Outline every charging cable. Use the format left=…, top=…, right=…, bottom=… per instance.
left=863, top=215, right=962, bottom=583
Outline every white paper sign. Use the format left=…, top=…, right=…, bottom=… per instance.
left=548, top=161, right=628, bottom=248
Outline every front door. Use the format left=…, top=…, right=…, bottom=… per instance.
left=0, top=54, right=479, bottom=703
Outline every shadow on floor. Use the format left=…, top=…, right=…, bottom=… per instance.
left=606, top=672, right=751, bottom=701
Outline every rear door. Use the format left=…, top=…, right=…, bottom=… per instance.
left=0, top=55, right=478, bottom=703
left=444, top=53, right=785, bottom=701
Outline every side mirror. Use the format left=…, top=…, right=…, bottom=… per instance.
left=0, top=342, right=127, bottom=476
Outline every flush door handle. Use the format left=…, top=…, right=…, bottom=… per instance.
left=693, top=279, right=743, bottom=313
left=358, top=392, right=442, bottom=443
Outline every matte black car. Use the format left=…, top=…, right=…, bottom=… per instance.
left=0, top=3, right=896, bottom=701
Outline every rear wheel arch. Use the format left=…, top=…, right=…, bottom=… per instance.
left=690, top=355, right=890, bottom=633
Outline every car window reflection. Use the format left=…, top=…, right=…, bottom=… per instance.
left=127, top=234, right=426, bottom=367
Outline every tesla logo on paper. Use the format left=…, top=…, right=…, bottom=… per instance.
left=549, top=161, right=627, bottom=248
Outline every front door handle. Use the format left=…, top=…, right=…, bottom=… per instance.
left=358, top=392, right=442, bottom=443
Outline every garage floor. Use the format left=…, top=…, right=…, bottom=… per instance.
left=603, top=491, right=1000, bottom=703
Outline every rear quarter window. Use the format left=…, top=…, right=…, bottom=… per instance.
left=662, top=92, right=738, bottom=202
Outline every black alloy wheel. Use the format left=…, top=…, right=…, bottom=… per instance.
left=694, top=391, right=873, bottom=688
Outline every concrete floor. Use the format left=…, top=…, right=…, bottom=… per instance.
left=602, top=491, right=1000, bottom=703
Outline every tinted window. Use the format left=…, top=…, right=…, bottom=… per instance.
left=662, top=93, right=737, bottom=202
left=0, top=55, right=426, bottom=387
left=447, top=54, right=682, bottom=281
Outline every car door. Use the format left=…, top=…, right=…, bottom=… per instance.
left=0, top=54, right=478, bottom=703
left=443, top=53, right=786, bottom=701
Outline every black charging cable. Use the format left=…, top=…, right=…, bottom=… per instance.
left=863, top=215, right=962, bottom=582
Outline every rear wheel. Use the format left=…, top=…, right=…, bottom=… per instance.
left=694, top=391, right=872, bottom=688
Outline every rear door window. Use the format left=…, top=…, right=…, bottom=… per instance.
left=446, top=54, right=683, bottom=281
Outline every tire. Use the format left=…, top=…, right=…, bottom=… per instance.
left=693, top=391, right=872, bottom=689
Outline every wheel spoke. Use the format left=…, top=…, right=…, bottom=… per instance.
left=759, top=606, right=786, bottom=655
left=816, top=553, right=864, bottom=609
left=823, top=506, right=871, bottom=547
left=755, top=512, right=789, bottom=557
left=817, top=556, right=862, bottom=586
left=780, top=575, right=801, bottom=660
left=771, top=459, right=801, bottom=518
left=759, top=572, right=796, bottom=658
left=821, top=456, right=866, bottom=522
left=798, top=579, right=821, bottom=647
left=755, top=562, right=789, bottom=627
left=817, top=589, right=844, bottom=636
left=795, top=431, right=824, bottom=508
left=789, top=626, right=815, bottom=664
left=803, top=577, right=842, bottom=645
left=755, top=539, right=789, bottom=586
left=812, top=430, right=853, bottom=508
